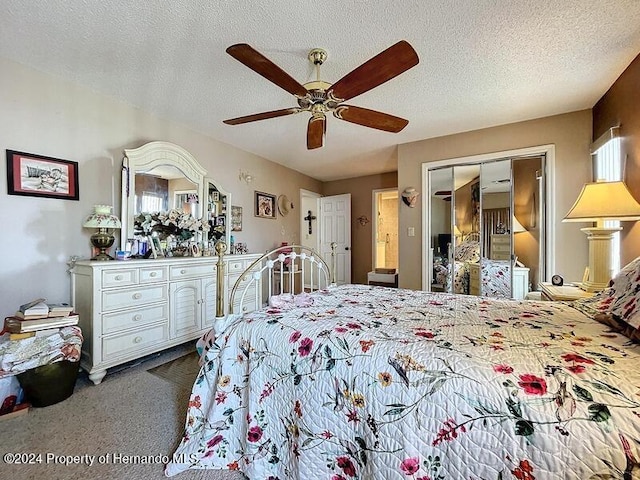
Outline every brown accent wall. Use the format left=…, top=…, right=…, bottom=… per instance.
left=592, top=52, right=640, bottom=266
left=322, top=172, right=398, bottom=284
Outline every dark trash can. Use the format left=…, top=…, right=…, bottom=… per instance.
left=17, top=360, right=79, bottom=407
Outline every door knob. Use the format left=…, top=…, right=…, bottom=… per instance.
left=345, top=247, right=350, bottom=251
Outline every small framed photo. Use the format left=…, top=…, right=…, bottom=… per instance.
left=6, top=149, right=79, bottom=200
left=255, top=191, right=276, bottom=219
left=231, top=205, right=242, bottom=231
left=215, top=216, right=225, bottom=226
left=211, top=191, right=220, bottom=202
left=148, top=235, right=164, bottom=258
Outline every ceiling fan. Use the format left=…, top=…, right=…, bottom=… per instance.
left=223, top=41, right=419, bottom=149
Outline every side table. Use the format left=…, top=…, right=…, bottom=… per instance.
left=539, top=282, right=596, bottom=301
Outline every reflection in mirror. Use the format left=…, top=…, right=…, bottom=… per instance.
left=452, top=164, right=481, bottom=296
left=480, top=160, right=512, bottom=298
left=425, top=149, right=549, bottom=300
left=513, top=156, right=543, bottom=296
left=206, top=181, right=228, bottom=246
left=134, top=166, right=200, bottom=218
left=429, top=168, right=453, bottom=292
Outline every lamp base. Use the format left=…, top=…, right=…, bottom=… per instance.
left=90, top=231, right=115, bottom=261
left=578, top=226, right=621, bottom=292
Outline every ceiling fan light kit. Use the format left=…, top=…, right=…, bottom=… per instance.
left=223, top=41, right=419, bottom=149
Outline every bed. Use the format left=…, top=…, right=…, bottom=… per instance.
left=166, top=247, right=640, bottom=479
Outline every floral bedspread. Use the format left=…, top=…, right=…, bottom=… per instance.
left=166, top=284, right=640, bottom=479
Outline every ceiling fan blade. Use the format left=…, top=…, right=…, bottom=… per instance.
left=333, top=105, right=408, bottom=132
left=329, top=40, right=419, bottom=102
left=226, top=44, right=308, bottom=97
left=223, top=108, right=301, bottom=125
left=307, top=115, right=325, bottom=150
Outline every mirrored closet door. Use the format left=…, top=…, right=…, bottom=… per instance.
left=427, top=155, right=545, bottom=299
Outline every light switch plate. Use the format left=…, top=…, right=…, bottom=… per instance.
left=407, top=227, right=415, bottom=237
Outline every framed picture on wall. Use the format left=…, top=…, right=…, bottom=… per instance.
left=255, top=191, right=276, bottom=219
left=231, top=205, right=242, bottom=231
left=6, top=149, right=79, bottom=200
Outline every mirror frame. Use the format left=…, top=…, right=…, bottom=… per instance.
left=120, top=141, right=207, bottom=250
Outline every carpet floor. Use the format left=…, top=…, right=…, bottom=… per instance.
left=0, top=342, right=245, bottom=480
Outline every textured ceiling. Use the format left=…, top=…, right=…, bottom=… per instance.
left=1, top=1, right=640, bottom=181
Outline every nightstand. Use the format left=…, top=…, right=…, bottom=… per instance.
left=539, top=282, right=596, bottom=301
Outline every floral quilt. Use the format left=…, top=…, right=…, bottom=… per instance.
left=166, top=284, right=640, bottom=479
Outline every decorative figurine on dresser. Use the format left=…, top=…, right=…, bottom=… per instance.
left=71, top=142, right=262, bottom=385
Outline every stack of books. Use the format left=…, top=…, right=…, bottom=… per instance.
left=2, top=298, right=78, bottom=339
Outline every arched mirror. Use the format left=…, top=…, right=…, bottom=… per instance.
left=120, top=141, right=206, bottom=252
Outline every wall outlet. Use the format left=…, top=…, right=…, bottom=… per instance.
left=407, top=227, right=415, bottom=237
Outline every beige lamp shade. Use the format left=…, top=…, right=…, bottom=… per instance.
left=453, top=225, right=462, bottom=237
left=512, top=215, right=526, bottom=233
left=563, top=181, right=640, bottom=223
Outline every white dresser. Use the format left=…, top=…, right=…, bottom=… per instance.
left=72, top=254, right=261, bottom=385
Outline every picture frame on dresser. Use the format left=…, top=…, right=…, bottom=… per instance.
left=148, top=235, right=164, bottom=258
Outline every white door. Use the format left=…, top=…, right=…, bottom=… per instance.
left=320, top=194, right=351, bottom=284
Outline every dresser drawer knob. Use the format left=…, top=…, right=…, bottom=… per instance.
left=149, top=272, right=157, bottom=277
left=133, top=314, right=142, bottom=321
left=115, top=275, right=123, bottom=281
left=132, top=293, right=142, bottom=300
left=133, top=336, right=142, bottom=344
left=180, top=269, right=187, bottom=275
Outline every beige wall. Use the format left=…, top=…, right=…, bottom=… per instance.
left=593, top=52, right=640, bottom=266
left=398, top=110, right=593, bottom=290
left=322, top=171, right=398, bottom=284
left=0, top=57, right=321, bottom=319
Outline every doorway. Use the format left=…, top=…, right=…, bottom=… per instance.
left=372, top=189, right=399, bottom=270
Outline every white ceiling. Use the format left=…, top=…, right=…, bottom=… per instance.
left=1, top=1, right=639, bottom=182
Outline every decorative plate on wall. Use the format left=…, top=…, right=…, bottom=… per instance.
left=277, top=195, right=293, bottom=216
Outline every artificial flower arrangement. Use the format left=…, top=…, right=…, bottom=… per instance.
left=134, top=209, right=207, bottom=242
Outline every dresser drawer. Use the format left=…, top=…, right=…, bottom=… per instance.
left=228, top=260, right=245, bottom=273
left=102, top=323, right=168, bottom=361
left=102, top=285, right=167, bottom=311
left=140, top=266, right=167, bottom=283
left=102, top=303, right=168, bottom=334
left=102, top=269, right=138, bottom=288
left=170, top=264, right=215, bottom=280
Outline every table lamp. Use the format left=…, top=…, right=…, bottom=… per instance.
left=83, top=205, right=122, bottom=260
left=563, top=180, right=640, bottom=291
